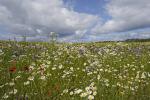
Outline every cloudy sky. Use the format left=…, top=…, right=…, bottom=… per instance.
left=0, top=0, right=150, bottom=42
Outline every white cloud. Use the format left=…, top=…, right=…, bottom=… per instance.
left=1, top=0, right=150, bottom=42
left=93, top=0, right=150, bottom=34
left=0, top=0, right=99, bottom=40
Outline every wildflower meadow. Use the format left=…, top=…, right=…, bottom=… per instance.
left=0, top=41, right=150, bottom=100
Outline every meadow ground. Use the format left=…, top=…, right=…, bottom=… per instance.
left=0, top=41, right=150, bottom=100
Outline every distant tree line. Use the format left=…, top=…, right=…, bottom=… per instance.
left=125, top=38, right=150, bottom=42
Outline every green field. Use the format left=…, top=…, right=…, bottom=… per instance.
left=0, top=41, right=150, bottom=100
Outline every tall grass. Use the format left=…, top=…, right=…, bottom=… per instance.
left=0, top=41, right=150, bottom=100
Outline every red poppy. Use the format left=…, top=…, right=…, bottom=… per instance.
left=9, top=66, right=17, bottom=73
left=47, top=90, right=51, bottom=96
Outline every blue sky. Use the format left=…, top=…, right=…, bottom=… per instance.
left=63, top=0, right=112, bottom=23
left=0, top=0, right=150, bottom=42
left=64, top=0, right=106, bottom=14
